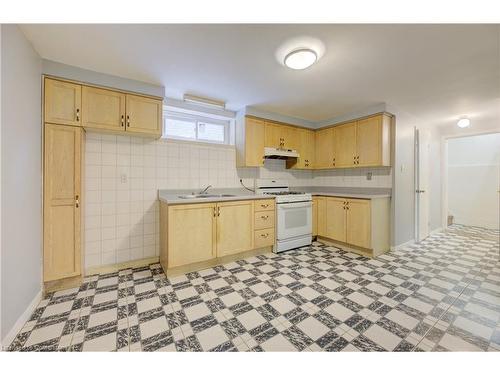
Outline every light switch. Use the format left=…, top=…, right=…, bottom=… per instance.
left=366, top=172, right=372, bottom=180
left=120, top=174, right=128, bottom=183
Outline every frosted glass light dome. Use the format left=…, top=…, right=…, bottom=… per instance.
left=284, top=49, right=317, bottom=70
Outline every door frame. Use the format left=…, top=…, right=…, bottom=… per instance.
left=414, top=127, right=431, bottom=242
left=440, top=129, right=500, bottom=230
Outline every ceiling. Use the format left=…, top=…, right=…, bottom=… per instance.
left=20, top=24, right=500, bottom=128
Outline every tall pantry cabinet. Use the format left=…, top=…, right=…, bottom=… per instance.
left=43, top=78, right=84, bottom=285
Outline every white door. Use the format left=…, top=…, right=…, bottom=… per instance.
left=415, top=128, right=430, bottom=242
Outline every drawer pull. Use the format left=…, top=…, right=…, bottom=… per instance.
left=260, top=233, right=269, bottom=238
left=261, top=215, right=269, bottom=220
left=261, top=204, right=269, bottom=208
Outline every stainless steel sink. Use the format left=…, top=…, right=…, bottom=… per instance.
left=177, top=194, right=236, bottom=199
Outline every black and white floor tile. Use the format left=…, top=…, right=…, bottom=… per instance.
left=8, top=224, right=500, bottom=352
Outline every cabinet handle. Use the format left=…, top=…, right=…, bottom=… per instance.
left=217, top=207, right=220, bottom=216
left=261, top=215, right=269, bottom=220
left=213, top=207, right=217, bottom=217
left=260, top=233, right=269, bottom=238
left=75, top=194, right=80, bottom=208
left=127, top=115, right=130, bottom=127
left=76, top=108, right=80, bottom=122
left=261, top=204, right=269, bottom=208
left=121, top=115, right=124, bottom=127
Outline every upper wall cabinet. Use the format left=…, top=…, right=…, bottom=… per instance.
left=334, top=121, right=357, bottom=168
left=236, top=117, right=265, bottom=167
left=125, top=94, right=163, bottom=137
left=44, top=77, right=163, bottom=138
left=315, top=127, right=335, bottom=169
left=264, top=122, right=298, bottom=150
left=82, top=86, right=126, bottom=131
left=356, top=115, right=391, bottom=167
left=288, top=128, right=315, bottom=169
left=44, top=78, right=82, bottom=126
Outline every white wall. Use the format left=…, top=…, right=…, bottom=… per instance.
left=447, top=133, right=500, bottom=229
left=84, top=132, right=392, bottom=270
left=1, top=25, right=42, bottom=344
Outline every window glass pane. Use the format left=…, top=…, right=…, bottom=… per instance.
left=197, top=122, right=225, bottom=143
left=164, top=117, right=196, bottom=139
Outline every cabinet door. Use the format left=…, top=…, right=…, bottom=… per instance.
left=346, top=199, right=371, bottom=248
left=334, top=122, right=357, bottom=168
left=283, top=126, right=298, bottom=150
left=312, top=198, right=318, bottom=236
left=44, top=124, right=82, bottom=281
left=293, top=128, right=315, bottom=169
left=316, top=197, right=327, bottom=237
left=216, top=201, right=254, bottom=257
left=245, top=118, right=265, bottom=166
left=44, top=78, right=82, bottom=126
left=326, top=197, right=346, bottom=242
left=356, top=116, right=382, bottom=167
left=315, top=128, right=335, bottom=169
left=82, top=86, right=126, bottom=131
left=125, top=94, right=162, bottom=137
left=264, top=122, right=282, bottom=148
left=168, top=203, right=216, bottom=268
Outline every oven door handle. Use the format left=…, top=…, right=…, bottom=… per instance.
left=277, top=201, right=312, bottom=209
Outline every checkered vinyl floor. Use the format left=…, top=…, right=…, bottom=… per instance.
left=8, top=224, right=500, bottom=351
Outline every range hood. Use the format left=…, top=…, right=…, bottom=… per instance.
left=264, top=147, right=299, bottom=160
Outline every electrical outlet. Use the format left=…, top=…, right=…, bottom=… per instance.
left=120, top=174, right=127, bottom=183
left=366, top=172, right=372, bottom=180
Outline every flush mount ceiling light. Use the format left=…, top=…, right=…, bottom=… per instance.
left=276, top=36, right=325, bottom=70
left=457, top=117, right=471, bottom=128
left=284, top=48, right=318, bottom=70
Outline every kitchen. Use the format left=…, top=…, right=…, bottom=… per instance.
left=1, top=15, right=499, bottom=368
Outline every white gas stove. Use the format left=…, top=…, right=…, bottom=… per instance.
left=255, top=179, right=312, bottom=253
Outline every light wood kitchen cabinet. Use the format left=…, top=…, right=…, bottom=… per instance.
left=315, top=197, right=327, bottom=237
left=167, top=203, right=217, bottom=268
left=346, top=199, right=371, bottom=248
left=236, top=117, right=265, bottom=167
left=125, top=94, right=163, bottom=137
left=265, top=122, right=298, bottom=150
left=356, top=115, right=391, bottom=167
left=216, top=200, right=254, bottom=257
left=315, top=128, right=335, bottom=169
left=45, top=77, right=163, bottom=138
left=161, top=198, right=275, bottom=271
left=334, top=121, right=357, bottom=168
left=316, top=195, right=390, bottom=257
left=82, top=86, right=126, bottom=131
left=44, top=78, right=82, bottom=127
left=326, top=197, right=347, bottom=242
left=43, top=124, right=83, bottom=282
left=288, top=128, right=315, bottom=169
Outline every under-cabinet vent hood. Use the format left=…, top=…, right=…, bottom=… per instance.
left=264, top=147, right=300, bottom=160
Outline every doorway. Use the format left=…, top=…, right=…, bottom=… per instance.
left=444, top=132, right=500, bottom=230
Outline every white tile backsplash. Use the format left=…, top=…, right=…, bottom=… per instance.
left=84, top=132, right=392, bottom=269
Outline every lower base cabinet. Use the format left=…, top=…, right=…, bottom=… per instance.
left=313, top=195, right=390, bottom=257
left=161, top=199, right=274, bottom=270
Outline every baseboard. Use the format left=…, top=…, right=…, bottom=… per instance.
left=1, top=289, right=42, bottom=351
left=85, top=256, right=160, bottom=276
left=390, top=239, right=415, bottom=251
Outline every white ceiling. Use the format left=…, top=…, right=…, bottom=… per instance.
left=21, top=24, right=500, bottom=128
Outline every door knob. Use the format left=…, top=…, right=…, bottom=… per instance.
left=416, top=190, right=426, bottom=193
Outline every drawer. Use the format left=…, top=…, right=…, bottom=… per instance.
left=254, top=199, right=275, bottom=212
left=254, top=228, right=275, bottom=248
left=254, top=211, right=275, bottom=230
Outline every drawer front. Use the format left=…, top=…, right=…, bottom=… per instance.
left=254, top=228, right=275, bottom=248
left=254, top=211, right=275, bottom=230
left=254, top=199, right=275, bottom=212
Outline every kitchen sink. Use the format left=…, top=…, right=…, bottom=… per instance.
left=177, top=194, right=236, bottom=199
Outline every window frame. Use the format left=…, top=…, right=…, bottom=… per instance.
left=162, top=110, right=231, bottom=145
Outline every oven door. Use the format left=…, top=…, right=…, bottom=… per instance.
left=276, top=201, right=312, bottom=240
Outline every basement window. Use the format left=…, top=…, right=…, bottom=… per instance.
left=163, top=111, right=230, bottom=145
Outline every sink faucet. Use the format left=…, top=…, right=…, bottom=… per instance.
left=198, top=185, right=212, bottom=195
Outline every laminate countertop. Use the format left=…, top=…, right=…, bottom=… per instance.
left=158, top=187, right=391, bottom=205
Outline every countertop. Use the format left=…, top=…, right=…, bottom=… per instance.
left=158, top=187, right=391, bottom=204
